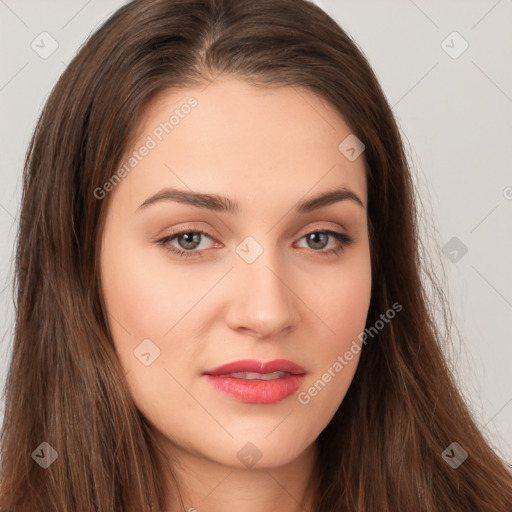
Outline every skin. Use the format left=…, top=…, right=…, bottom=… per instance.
left=100, top=76, right=372, bottom=511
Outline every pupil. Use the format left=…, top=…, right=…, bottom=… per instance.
left=179, top=232, right=201, bottom=249
left=309, top=232, right=327, bottom=249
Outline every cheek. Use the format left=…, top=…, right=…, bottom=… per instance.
left=294, top=246, right=371, bottom=421
left=101, top=234, right=217, bottom=404
left=309, top=244, right=372, bottom=349
left=101, top=240, right=203, bottom=420
left=101, top=238, right=200, bottom=342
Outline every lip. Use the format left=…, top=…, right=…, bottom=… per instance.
left=203, top=359, right=306, bottom=376
left=203, top=359, right=306, bottom=404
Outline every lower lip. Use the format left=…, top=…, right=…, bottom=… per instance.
left=204, top=374, right=305, bottom=404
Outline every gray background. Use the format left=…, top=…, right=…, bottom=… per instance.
left=1, top=0, right=511, bottom=463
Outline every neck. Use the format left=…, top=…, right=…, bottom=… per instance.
left=161, top=440, right=318, bottom=512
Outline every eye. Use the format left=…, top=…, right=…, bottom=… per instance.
left=157, top=229, right=217, bottom=258
left=156, top=228, right=354, bottom=259
left=295, top=230, right=354, bottom=256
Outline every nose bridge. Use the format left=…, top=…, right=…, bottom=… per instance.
left=226, top=235, right=298, bottom=337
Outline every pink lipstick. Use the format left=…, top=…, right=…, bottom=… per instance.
left=203, top=359, right=306, bottom=404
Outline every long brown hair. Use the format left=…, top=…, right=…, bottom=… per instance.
left=1, top=0, right=511, bottom=510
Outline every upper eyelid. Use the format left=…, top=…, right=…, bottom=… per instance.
left=163, top=220, right=349, bottom=239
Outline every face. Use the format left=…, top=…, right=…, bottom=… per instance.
left=100, top=76, right=371, bottom=470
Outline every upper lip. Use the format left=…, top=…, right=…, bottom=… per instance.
left=203, top=359, right=306, bottom=376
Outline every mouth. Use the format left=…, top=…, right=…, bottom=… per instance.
left=203, top=359, right=306, bottom=404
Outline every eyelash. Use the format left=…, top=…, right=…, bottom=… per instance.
left=156, top=228, right=354, bottom=259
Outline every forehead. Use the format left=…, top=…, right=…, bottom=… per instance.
left=110, top=77, right=367, bottom=213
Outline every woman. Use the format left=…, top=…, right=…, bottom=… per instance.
left=1, top=0, right=511, bottom=510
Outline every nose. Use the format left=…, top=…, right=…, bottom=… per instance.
left=224, top=248, right=300, bottom=339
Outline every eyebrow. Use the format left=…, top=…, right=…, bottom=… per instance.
left=136, top=186, right=365, bottom=214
